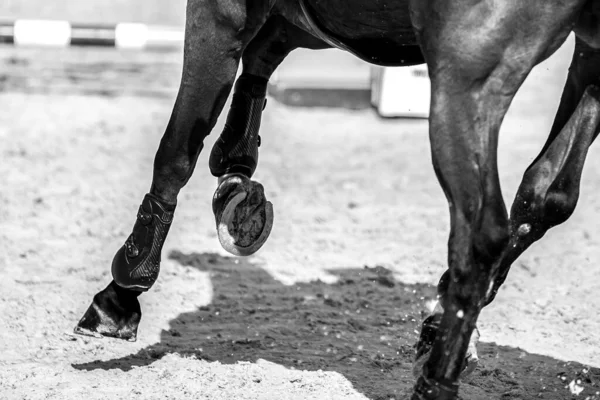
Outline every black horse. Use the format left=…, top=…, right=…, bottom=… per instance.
left=74, top=1, right=600, bottom=399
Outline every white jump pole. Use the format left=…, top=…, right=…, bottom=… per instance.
left=0, top=19, right=184, bottom=51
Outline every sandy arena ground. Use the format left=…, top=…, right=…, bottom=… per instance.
left=1, top=36, right=600, bottom=399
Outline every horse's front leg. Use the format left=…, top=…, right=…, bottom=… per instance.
left=74, top=0, right=271, bottom=341
left=409, top=1, right=582, bottom=398
left=209, top=16, right=328, bottom=256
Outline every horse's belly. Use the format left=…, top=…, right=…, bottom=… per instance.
left=301, top=0, right=423, bottom=66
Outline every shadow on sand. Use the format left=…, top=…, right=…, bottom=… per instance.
left=73, top=251, right=599, bottom=400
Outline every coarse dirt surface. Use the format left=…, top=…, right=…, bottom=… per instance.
left=2, top=34, right=600, bottom=399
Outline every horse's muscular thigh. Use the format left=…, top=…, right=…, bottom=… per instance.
left=213, top=0, right=248, bottom=30
left=414, top=0, right=583, bottom=86
left=188, top=0, right=270, bottom=38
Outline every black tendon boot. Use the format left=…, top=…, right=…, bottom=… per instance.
left=112, top=193, right=175, bottom=291
left=74, top=194, right=175, bottom=341
left=209, top=73, right=268, bottom=178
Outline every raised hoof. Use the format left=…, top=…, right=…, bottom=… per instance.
left=74, top=281, right=142, bottom=341
left=413, top=314, right=480, bottom=381
left=213, top=173, right=273, bottom=256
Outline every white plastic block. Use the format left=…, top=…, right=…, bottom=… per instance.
left=115, top=23, right=149, bottom=49
left=371, top=65, right=431, bottom=118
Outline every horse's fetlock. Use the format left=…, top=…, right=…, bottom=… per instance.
left=447, top=275, right=481, bottom=309
left=449, top=293, right=480, bottom=314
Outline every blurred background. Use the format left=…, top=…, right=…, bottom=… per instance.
left=0, top=0, right=187, bottom=25
left=0, top=0, right=405, bottom=113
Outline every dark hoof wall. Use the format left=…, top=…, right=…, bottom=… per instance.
left=74, top=281, right=142, bottom=342
left=213, top=174, right=273, bottom=256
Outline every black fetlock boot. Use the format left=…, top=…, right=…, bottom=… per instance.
left=412, top=374, right=459, bottom=400
left=413, top=313, right=443, bottom=378
left=209, top=74, right=273, bottom=256
left=412, top=313, right=460, bottom=399
left=209, top=73, right=268, bottom=178
left=112, top=193, right=175, bottom=291
left=74, top=193, right=175, bottom=340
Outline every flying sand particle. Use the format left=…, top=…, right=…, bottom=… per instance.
left=568, top=379, right=584, bottom=395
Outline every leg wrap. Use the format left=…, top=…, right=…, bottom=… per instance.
left=209, top=73, right=268, bottom=178
left=112, top=193, right=175, bottom=291
left=415, top=314, right=442, bottom=362
left=412, top=375, right=459, bottom=400
left=414, top=311, right=480, bottom=381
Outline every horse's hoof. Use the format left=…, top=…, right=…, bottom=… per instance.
left=212, top=173, right=273, bottom=256
left=74, top=281, right=141, bottom=341
left=413, top=314, right=480, bottom=380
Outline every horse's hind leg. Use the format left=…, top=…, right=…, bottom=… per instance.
left=417, top=37, right=600, bottom=379
left=209, top=17, right=328, bottom=256
left=415, top=40, right=600, bottom=397
left=410, top=2, right=583, bottom=398
left=421, top=45, right=600, bottom=376
left=74, top=0, right=272, bottom=340
left=485, top=37, right=600, bottom=306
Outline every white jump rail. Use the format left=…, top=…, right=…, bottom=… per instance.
left=0, top=19, right=184, bottom=50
